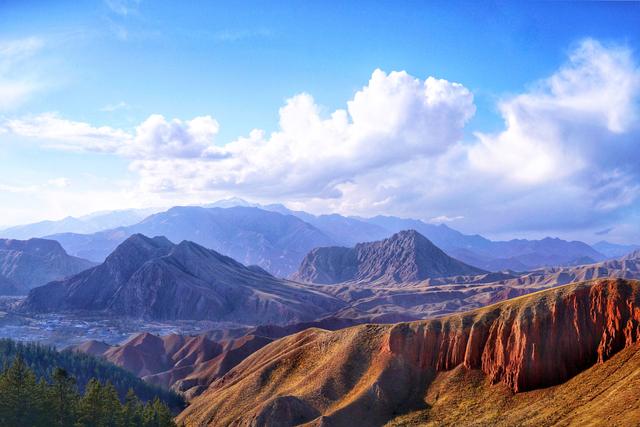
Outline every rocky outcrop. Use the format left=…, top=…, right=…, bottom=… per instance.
left=177, top=279, right=640, bottom=426
left=292, top=230, right=486, bottom=284
left=22, top=234, right=345, bottom=323
left=0, top=238, right=95, bottom=294
left=386, top=278, right=640, bottom=392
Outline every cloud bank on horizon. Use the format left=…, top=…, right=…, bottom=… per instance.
left=2, top=38, right=640, bottom=242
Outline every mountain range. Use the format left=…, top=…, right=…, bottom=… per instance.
left=4, top=202, right=615, bottom=278
left=0, top=238, right=95, bottom=295
left=177, top=278, right=640, bottom=426
left=22, top=229, right=640, bottom=326
left=21, top=234, right=345, bottom=323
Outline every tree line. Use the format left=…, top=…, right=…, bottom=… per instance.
left=0, top=338, right=183, bottom=409
left=0, top=356, right=177, bottom=427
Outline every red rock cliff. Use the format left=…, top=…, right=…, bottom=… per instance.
left=386, top=278, right=640, bottom=392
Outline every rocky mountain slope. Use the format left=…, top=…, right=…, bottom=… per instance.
left=21, top=234, right=345, bottom=323
left=177, top=278, right=640, bottom=426
left=0, top=238, right=95, bottom=295
left=48, top=206, right=334, bottom=277
left=292, top=230, right=486, bottom=284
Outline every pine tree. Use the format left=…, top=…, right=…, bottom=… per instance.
left=49, top=367, right=79, bottom=427
left=0, top=356, right=46, bottom=427
left=101, top=381, right=124, bottom=427
left=122, top=389, right=144, bottom=427
left=76, top=378, right=105, bottom=426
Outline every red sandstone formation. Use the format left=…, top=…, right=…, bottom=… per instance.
left=386, top=278, right=640, bottom=392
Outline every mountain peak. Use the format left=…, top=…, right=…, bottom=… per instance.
left=293, top=230, right=486, bottom=284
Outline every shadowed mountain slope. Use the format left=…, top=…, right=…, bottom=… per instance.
left=21, top=234, right=345, bottom=323
left=0, top=238, right=95, bottom=295
left=177, top=278, right=640, bottom=426
left=292, top=230, right=486, bottom=284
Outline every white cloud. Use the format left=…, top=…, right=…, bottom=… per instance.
left=47, top=177, right=70, bottom=188
left=127, top=114, right=220, bottom=159
left=0, top=37, right=44, bottom=111
left=132, top=69, right=475, bottom=197
left=469, top=39, right=640, bottom=186
left=105, top=0, right=141, bottom=16
left=100, top=101, right=131, bottom=112
left=4, top=113, right=129, bottom=153
left=429, top=215, right=464, bottom=224
left=4, top=113, right=220, bottom=159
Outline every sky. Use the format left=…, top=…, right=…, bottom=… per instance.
left=0, top=0, right=639, bottom=244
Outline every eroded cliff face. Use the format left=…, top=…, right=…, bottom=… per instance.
left=178, top=279, right=640, bottom=426
left=386, top=278, right=640, bottom=392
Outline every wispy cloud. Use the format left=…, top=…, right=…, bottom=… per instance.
left=0, top=37, right=45, bottom=111
left=213, top=28, right=273, bottom=42
left=105, top=0, right=141, bottom=16
left=429, top=215, right=465, bottom=224
left=100, top=101, right=131, bottom=112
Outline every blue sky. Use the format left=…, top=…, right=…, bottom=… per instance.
left=1, top=0, right=640, bottom=243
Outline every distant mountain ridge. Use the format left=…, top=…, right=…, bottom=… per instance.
left=47, top=206, right=334, bottom=277
left=0, top=238, right=95, bottom=295
left=0, top=208, right=158, bottom=240
left=593, top=240, right=640, bottom=258
left=22, top=234, right=345, bottom=323
left=2, top=199, right=620, bottom=275
left=292, top=230, right=486, bottom=284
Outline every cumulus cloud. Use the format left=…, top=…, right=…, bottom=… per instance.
left=469, top=39, right=640, bottom=185
left=132, top=69, right=475, bottom=197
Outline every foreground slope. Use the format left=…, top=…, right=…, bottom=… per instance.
left=177, top=278, right=640, bottom=426
left=292, top=230, right=486, bottom=284
left=0, top=238, right=94, bottom=294
left=22, top=234, right=345, bottom=324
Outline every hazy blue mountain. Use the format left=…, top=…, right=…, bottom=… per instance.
left=263, top=205, right=389, bottom=246
left=361, top=215, right=493, bottom=252
left=0, top=238, right=95, bottom=295
left=48, top=206, right=334, bottom=277
left=23, top=234, right=345, bottom=323
left=593, top=241, right=640, bottom=258
left=0, top=208, right=158, bottom=240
